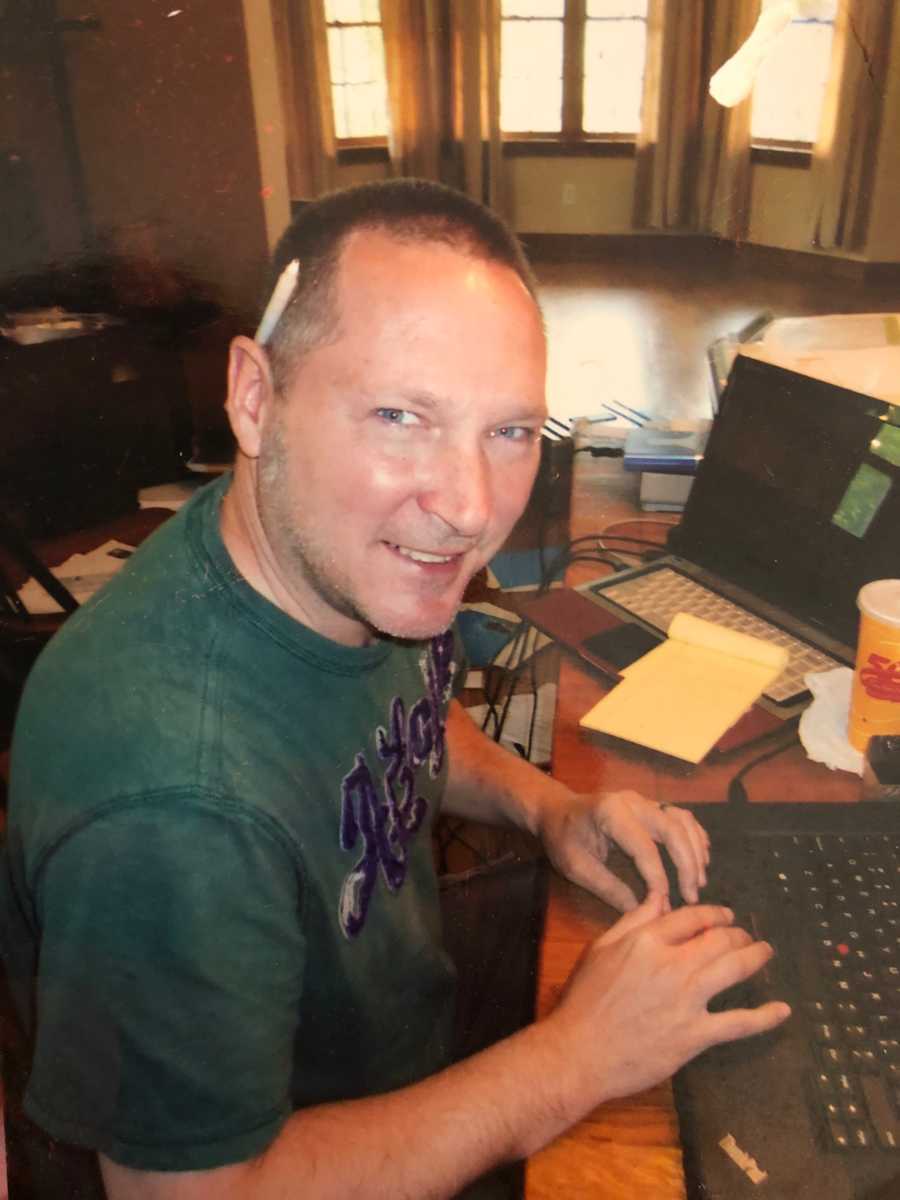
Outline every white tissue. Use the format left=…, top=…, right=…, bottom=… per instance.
left=798, top=667, right=865, bottom=776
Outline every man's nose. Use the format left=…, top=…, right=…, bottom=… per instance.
left=418, top=443, right=491, bottom=540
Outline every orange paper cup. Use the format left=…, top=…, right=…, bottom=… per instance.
left=848, top=580, right=900, bottom=753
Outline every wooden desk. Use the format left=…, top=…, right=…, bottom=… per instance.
left=524, top=457, right=861, bottom=1199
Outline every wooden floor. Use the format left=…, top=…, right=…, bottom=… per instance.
left=535, top=241, right=900, bottom=424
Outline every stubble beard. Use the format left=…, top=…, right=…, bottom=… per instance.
left=256, top=417, right=459, bottom=643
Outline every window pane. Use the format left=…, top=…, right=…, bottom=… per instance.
left=344, top=79, right=389, bottom=139
left=500, top=19, right=564, bottom=132
left=327, top=17, right=388, bottom=138
left=583, top=15, right=647, bottom=134
left=751, top=13, right=836, bottom=143
left=327, top=26, right=349, bottom=86
left=325, top=0, right=366, bottom=23
left=587, top=0, right=647, bottom=16
left=341, top=26, right=376, bottom=84
left=502, top=0, right=564, bottom=16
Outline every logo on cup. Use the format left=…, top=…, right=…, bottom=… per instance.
left=860, top=653, right=900, bottom=703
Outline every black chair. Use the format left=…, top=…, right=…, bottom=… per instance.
left=0, top=513, right=78, bottom=790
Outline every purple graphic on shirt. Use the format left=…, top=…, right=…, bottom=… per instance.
left=338, top=632, right=455, bottom=938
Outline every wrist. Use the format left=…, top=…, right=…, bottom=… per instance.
left=526, top=1006, right=600, bottom=1138
left=528, top=778, right=577, bottom=840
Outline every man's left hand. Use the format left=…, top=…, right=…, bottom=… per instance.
left=536, top=790, right=709, bottom=911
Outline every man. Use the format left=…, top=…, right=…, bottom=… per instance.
left=2, top=180, right=789, bottom=1199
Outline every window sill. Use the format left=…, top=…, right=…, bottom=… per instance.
left=336, top=142, right=390, bottom=167
left=750, top=142, right=812, bottom=169
left=502, top=138, right=636, bottom=159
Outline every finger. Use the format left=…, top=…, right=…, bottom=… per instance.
left=561, top=844, right=640, bottom=912
left=705, top=999, right=792, bottom=1047
left=652, top=806, right=706, bottom=902
left=599, top=892, right=666, bottom=947
left=655, top=903, right=735, bottom=944
left=687, top=924, right=754, bottom=967
left=611, top=811, right=671, bottom=900
left=668, top=806, right=710, bottom=886
left=695, top=938, right=776, bottom=999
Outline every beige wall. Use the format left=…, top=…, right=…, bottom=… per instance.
left=507, top=149, right=897, bottom=263
left=507, top=157, right=637, bottom=234
left=746, top=163, right=820, bottom=253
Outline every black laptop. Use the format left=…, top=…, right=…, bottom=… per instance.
left=675, top=802, right=900, bottom=1200
left=579, top=354, right=900, bottom=714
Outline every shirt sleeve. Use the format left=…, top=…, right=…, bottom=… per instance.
left=26, top=792, right=306, bottom=1172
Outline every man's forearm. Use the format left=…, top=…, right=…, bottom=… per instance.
left=442, top=699, right=570, bottom=834
left=101, top=1014, right=585, bottom=1200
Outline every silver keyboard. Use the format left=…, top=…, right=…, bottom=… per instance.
left=593, top=567, right=837, bottom=703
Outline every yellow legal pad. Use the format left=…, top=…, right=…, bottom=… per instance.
left=579, top=613, right=789, bottom=764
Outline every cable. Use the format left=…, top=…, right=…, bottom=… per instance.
left=599, top=536, right=670, bottom=551
left=727, top=732, right=800, bottom=805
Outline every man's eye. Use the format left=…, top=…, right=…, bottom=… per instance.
left=376, top=408, right=420, bottom=426
left=494, top=425, right=536, bottom=442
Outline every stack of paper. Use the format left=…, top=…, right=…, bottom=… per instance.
left=138, top=481, right=202, bottom=511
left=579, top=614, right=789, bottom=763
left=17, top=541, right=134, bottom=614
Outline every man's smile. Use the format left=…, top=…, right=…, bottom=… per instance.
left=384, top=541, right=468, bottom=569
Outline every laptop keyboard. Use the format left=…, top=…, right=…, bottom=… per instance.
left=773, top=834, right=900, bottom=1153
left=590, top=567, right=837, bottom=702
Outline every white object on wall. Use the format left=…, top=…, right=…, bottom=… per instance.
left=709, top=0, right=833, bottom=108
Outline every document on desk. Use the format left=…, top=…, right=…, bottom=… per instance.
left=579, top=613, right=789, bottom=763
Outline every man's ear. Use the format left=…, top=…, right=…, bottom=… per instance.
left=225, top=335, right=277, bottom=460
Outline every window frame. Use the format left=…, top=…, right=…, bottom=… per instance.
left=322, top=2, right=391, bottom=149
left=500, top=0, right=647, bottom=149
left=747, top=7, right=838, bottom=165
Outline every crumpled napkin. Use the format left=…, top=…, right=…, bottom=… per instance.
left=798, top=667, right=865, bottom=776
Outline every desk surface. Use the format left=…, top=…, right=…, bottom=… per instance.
left=523, top=456, right=861, bottom=1199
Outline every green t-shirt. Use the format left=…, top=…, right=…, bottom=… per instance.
left=2, top=474, right=462, bottom=1172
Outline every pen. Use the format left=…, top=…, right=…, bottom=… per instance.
left=615, top=399, right=651, bottom=423
left=601, top=401, right=644, bottom=428
left=255, top=259, right=300, bottom=345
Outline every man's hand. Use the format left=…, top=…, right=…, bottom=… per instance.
left=536, top=789, right=709, bottom=910
left=549, top=897, right=791, bottom=1109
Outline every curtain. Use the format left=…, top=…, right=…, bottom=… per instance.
left=632, top=0, right=706, bottom=230
left=693, top=0, right=759, bottom=240
left=382, top=0, right=506, bottom=210
left=445, top=0, right=506, bottom=212
left=808, top=0, right=894, bottom=251
left=271, top=0, right=336, bottom=200
left=273, top=0, right=505, bottom=212
left=381, top=0, right=443, bottom=180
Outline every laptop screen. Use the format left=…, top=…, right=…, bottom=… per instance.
left=670, top=354, right=900, bottom=648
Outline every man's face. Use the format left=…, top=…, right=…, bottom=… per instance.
left=256, top=229, right=547, bottom=645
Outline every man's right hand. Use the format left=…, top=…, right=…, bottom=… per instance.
left=548, top=896, right=791, bottom=1111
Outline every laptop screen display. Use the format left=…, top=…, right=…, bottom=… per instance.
left=671, top=355, right=900, bottom=647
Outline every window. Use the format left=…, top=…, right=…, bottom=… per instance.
left=751, top=1, right=837, bottom=146
left=500, top=0, right=649, bottom=139
left=323, top=0, right=389, bottom=141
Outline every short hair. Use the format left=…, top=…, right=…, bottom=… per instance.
left=262, top=178, right=540, bottom=394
